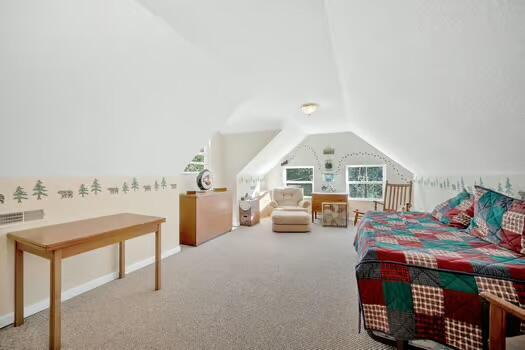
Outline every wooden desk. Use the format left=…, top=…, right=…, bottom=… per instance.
left=7, top=213, right=165, bottom=350
left=311, top=193, right=348, bottom=223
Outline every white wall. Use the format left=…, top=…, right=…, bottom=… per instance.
left=0, top=176, right=180, bottom=326
left=414, top=174, right=525, bottom=212
left=178, top=133, right=225, bottom=192
left=177, top=130, right=278, bottom=224
left=265, top=132, right=413, bottom=212
left=221, top=130, right=278, bottom=224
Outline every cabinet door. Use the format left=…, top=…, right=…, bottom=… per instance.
left=196, top=193, right=232, bottom=244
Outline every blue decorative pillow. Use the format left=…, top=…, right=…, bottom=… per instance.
left=467, top=186, right=525, bottom=254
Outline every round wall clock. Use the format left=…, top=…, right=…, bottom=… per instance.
left=196, top=169, right=213, bottom=190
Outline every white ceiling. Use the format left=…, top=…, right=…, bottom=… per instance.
left=138, top=0, right=347, bottom=135
left=1, top=0, right=524, bottom=176
left=325, top=0, right=525, bottom=175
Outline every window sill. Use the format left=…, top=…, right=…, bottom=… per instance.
left=348, top=197, right=382, bottom=202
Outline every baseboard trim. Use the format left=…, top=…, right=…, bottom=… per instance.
left=0, top=245, right=181, bottom=329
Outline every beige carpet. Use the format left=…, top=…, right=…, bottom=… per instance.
left=0, top=219, right=393, bottom=349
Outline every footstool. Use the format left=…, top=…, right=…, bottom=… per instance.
left=271, top=210, right=311, bottom=233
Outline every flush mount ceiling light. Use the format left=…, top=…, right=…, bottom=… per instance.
left=301, top=103, right=319, bottom=116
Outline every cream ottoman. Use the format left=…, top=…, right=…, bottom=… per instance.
left=272, top=210, right=311, bottom=233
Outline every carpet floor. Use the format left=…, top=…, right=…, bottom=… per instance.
left=1, top=219, right=395, bottom=349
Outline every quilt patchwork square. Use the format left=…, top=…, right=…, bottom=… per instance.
left=381, top=263, right=411, bottom=283
left=384, top=281, right=413, bottom=312
left=415, top=314, right=445, bottom=344
left=376, top=236, right=399, bottom=245
left=363, top=304, right=389, bottom=333
left=412, top=284, right=444, bottom=316
left=502, top=211, right=525, bottom=234
left=405, top=251, right=438, bottom=269
left=443, top=289, right=482, bottom=325
left=445, top=318, right=482, bottom=350
left=475, top=276, right=518, bottom=303
left=358, top=280, right=385, bottom=304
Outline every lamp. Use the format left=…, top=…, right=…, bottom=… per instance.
left=301, top=103, right=319, bottom=116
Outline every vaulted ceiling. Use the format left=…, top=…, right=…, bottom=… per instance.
left=1, top=0, right=524, bottom=176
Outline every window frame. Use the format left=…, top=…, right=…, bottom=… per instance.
left=183, top=148, right=207, bottom=174
left=282, top=166, right=314, bottom=198
left=346, top=164, right=386, bottom=201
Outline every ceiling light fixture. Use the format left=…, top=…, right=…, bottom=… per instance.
left=301, top=103, right=319, bottom=116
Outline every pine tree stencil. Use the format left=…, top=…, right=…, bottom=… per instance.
left=479, top=177, right=484, bottom=187
left=91, top=178, right=102, bottom=195
left=131, top=178, right=139, bottom=191
left=161, top=177, right=167, bottom=189
left=504, top=177, right=513, bottom=196
left=32, top=180, right=48, bottom=200
left=497, top=182, right=503, bottom=193
left=13, top=186, right=28, bottom=203
left=460, top=177, right=465, bottom=190
left=79, top=184, right=89, bottom=197
left=122, top=182, right=129, bottom=194
left=154, top=181, right=159, bottom=191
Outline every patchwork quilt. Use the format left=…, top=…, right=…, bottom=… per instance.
left=354, top=211, right=525, bottom=350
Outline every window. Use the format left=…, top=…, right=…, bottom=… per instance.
left=283, top=166, right=314, bottom=197
left=346, top=165, right=385, bottom=201
left=184, top=148, right=206, bottom=173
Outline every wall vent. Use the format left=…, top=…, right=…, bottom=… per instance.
left=0, top=209, right=45, bottom=226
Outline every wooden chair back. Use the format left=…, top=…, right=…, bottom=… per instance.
left=375, top=181, right=413, bottom=212
left=481, top=292, right=525, bottom=350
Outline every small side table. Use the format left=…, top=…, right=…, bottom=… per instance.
left=239, top=198, right=260, bottom=226
left=322, top=202, right=348, bottom=228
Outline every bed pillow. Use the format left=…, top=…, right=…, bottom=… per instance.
left=467, top=186, right=525, bottom=254
left=431, top=190, right=474, bottom=228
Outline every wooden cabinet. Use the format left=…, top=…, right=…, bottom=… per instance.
left=179, top=191, right=233, bottom=246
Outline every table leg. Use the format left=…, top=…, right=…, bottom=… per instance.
left=155, top=225, right=161, bottom=291
left=119, top=241, right=125, bottom=279
left=50, top=250, right=62, bottom=350
left=14, top=242, right=24, bottom=326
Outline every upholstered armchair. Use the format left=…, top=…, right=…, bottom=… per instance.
left=270, top=187, right=310, bottom=212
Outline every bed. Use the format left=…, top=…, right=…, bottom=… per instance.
left=354, top=211, right=525, bottom=350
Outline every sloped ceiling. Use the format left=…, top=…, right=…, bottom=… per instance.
left=325, top=0, right=525, bottom=175
left=0, top=0, right=243, bottom=176
left=137, top=0, right=347, bottom=135
left=1, top=0, right=524, bottom=176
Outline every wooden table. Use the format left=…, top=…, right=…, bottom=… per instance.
left=7, top=213, right=166, bottom=350
left=311, top=193, right=348, bottom=223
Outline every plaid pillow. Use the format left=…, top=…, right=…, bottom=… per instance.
left=432, top=190, right=474, bottom=228
left=467, top=186, right=525, bottom=254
